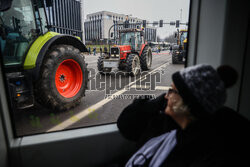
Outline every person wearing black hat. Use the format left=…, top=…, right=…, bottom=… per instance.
left=117, top=64, right=250, bottom=167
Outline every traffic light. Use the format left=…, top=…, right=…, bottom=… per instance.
left=176, top=20, right=180, bottom=28
left=159, top=20, right=163, bottom=27
left=143, top=20, right=147, bottom=28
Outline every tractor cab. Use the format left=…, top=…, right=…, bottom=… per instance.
left=119, top=28, right=144, bottom=51
left=179, top=30, right=188, bottom=46
left=0, top=0, right=47, bottom=68
left=172, top=29, right=188, bottom=64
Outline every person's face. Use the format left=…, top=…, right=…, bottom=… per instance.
left=164, top=83, right=182, bottom=117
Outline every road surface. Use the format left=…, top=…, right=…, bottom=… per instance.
left=14, top=51, right=184, bottom=136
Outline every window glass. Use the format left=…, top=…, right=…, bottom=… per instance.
left=0, top=0, right=190, bottom=136
left=106, top=15, right=111, bottom=19
left=38, top=7, right=47, bottom=34
left=180, top=31, right=188, bottom=45
left=0, top=0, right=36, bottom=66
left=120, top=32, right=135, bottom=45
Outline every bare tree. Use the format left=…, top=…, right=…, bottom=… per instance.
left=164, top=32, right=177, bottom=43
left=157, top=36, right=162, bottom=42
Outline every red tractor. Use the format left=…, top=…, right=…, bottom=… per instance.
left=97, top=28, right=152, bottom=76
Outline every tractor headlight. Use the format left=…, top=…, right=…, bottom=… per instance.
left=110, top=47, right=120, bottom=58
left=111, top=47, right=120, bottom=54
left=111, top=54, right=119, bottom=58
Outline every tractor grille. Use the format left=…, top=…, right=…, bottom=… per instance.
left=111, top=47, right=120, bottom=55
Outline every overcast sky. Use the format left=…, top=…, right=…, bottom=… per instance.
left=84, top=0, right=190, bottom=39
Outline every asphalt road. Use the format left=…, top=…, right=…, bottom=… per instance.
left=13, top=51, right=184, bottom=136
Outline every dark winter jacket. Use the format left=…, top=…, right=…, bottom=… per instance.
left=117, top=94, right=250, bottom=167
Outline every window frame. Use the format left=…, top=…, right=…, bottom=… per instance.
left=2, top=0, right=237, bottom=166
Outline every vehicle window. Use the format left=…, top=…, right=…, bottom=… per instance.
left=137, top=33, right=142, bottom=45
left=180, top=31, right=187, bottom=45
left=35, top=0, right=48, bottom=34
left=0, top=0, right=36, bottom=66
left=120, top=32, right=135, bottom=45
left=0, top=0, right=190, bottom=136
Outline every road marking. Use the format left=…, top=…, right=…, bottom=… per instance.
left=130, top=85, right=151, bottom=89
left=47, top=61, right=170, bottom=132
left=47, top=90, right=127, bottom=132
left=130, top=85, right=171, bottom=91
left=155, top=86, right=171, bottom=91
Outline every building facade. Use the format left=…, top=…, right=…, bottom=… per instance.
left=84, top=11, right=157, bottom=44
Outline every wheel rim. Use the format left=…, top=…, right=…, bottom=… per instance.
left=147, top=50, right=152, bottom=67
left=55, top=59, right=83, bottom=98
left=132, top=55, right=140, bottom=75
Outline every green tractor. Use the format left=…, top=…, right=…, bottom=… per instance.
left=0, top=0, right=89, bottom=111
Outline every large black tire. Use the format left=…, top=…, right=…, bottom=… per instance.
left=97, top=56, right=112, bottom=74
left=172, top=52, right=179, bottom=64
left=118, top=60, right=126, bottom=71
left=126, top=54, right=141, bottom=76
left=140, top=45, right=152, bottom=71
left=118, top=65, right=125, bottom=71
left=35, top=45, right=88, bottom=111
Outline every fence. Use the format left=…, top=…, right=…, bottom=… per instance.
left=43, top=0, right=82, bottom=40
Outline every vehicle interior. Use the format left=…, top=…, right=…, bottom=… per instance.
left=1, top=0, right=250, bottom=166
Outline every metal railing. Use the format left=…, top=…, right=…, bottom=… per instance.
left=43, top=0, right=82, bottom=40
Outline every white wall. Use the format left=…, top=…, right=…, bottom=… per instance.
left=188, top=0, right=250, bottom=113
left=187, top=0, right=227, bottom=66
left=196, top=0, right=227, bottom=66
left=103, top=19, right=114, bottom=39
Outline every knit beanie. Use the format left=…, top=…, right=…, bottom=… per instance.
left=172, top=64, right=238, bottom=118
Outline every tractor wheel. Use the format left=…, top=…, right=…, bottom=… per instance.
left=126, top=54, right=141, bottom=76
left=118, top=65, right=125, bottom=71
left=140, top=45, right=152, bottom=70
left=35, top=45, right=88, bottom=111
left=172, top=52, right=179, bottom=64
left=118, top=61, right=126, bottom=71
left=97, top=56, right=112, bottom=74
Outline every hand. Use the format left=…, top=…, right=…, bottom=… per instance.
left=148, top=93, right=168, bottom=112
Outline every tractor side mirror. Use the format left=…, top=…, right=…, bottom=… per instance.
left=0, top=0, right=12, bottom=11
left=110, top=32, right=114, bottom=38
